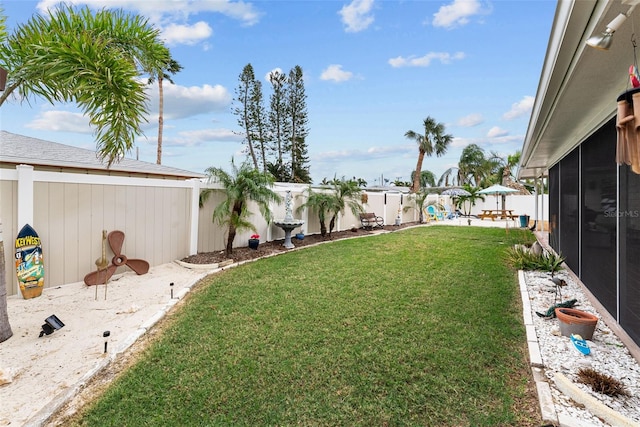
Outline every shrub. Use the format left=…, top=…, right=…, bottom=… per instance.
left=506, top=245, right=565, bottom=274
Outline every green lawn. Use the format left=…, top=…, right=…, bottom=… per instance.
left=71, top=226, right=540, bottom=426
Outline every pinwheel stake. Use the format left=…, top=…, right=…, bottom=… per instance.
left=84, top=230, right=150, bottom=294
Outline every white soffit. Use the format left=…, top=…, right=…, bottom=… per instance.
left=520, top=0, right=640, bottom=178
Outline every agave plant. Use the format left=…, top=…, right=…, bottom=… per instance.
left=506, top=245, right=565, bottom=274
left=540, top=250, right=565, bottom=277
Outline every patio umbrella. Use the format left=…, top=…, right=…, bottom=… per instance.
left=478, top=184, right=518, bottom=211
left=441, top=188, right=471, bottom=197
left=441, top=188, right=471, bottom=217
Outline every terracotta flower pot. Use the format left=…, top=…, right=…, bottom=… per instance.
left=555, top=307, right=598, bottom=340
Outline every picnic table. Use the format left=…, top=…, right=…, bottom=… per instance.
left=478, top=209, right=518, bottom=221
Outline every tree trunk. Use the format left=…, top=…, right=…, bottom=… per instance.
left=319, top=220, right=327, bottom=237
left=0, top=67, right=7, bottom=91
left=156, top=75, right=164, bottom=165
left=226, top=224, right=237, bottom=257
left=411, top=150, right=425, bottom=193
left=0, top=223, right=14, bottom=343
left=329, top=215, right=336, bottom=236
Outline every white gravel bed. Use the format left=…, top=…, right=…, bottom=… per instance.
left=524, top=270, right=640, bottom=426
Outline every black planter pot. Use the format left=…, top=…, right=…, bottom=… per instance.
left=248, top=239, right=259, bottom=250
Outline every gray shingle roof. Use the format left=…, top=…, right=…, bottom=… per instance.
left=0, top=131, right=204, bottom=179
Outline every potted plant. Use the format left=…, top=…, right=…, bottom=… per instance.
left=555, top=307, right=599, bottom=340
left=248, top=234, right=260, bottom=250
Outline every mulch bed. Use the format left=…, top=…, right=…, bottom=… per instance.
left=181, top=222, right=421, bottom=265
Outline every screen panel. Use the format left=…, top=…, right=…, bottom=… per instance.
left=549, top=163, right=560, bottom=253
left=620, top=163, right=640, bottom=343
left=559, top=148, right=579, bottom=271
left=580, top=120, right=617, bottom=315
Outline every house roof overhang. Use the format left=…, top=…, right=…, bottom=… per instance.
left=0, top=131, right=205, bottom=179
left=519, top=0, right=640, bottom=179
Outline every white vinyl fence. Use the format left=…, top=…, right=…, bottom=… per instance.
left=1, top=165, right=548, bottom=297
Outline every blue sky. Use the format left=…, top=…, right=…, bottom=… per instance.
left=1, top=0, right=556, bottom=185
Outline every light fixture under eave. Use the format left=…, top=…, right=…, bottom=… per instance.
left=586, top=2, right=639, bottom=50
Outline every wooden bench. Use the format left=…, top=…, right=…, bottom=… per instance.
left=359, top=213, right=384, bottom=229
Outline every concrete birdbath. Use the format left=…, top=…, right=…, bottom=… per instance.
left=273, top=190, right=304, bottom=249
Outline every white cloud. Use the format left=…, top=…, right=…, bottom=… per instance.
left=26, top=110, right=92, bottom=133
left=432, top=0, right=483, bottom=29
left=388, top=52, right=465, bottom=68
left=315, top=143, right=413, bottom=161
left=487, top=126, right=508, bottom=138
left=146, top=82, right=232, bottom=120
left=162, top=21, right=212, bottom=45
left=167, top=128, right=241, bottom=147
left=367, top=145, right=413, bottom=156
left=450, top=136, right=470, bottom=148
left=450, top=134, right=522, bottom=149
left=488, top=135, right=522, bottom=145
left=339, top=0, right=375, bottom=33
left=320, top=65, right=354, bottom=82
left=457, top=113, right=483, bottom=127
left=314, top=149, right=357, bottom=161
left=265, top=68, right=285, bottom=83
left=37, top=0, right=261, bottom=25
left=36, top=0, right=260, bottom=49
left=502, top=96, right=534, bottom=120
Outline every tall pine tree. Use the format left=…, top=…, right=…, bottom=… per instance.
left=287, top=65, right=310, bottom=183
left=249, top=75, right=268, bottom=173
left=267, top=69, right=291, bottom=181
left=232, top=64, right=311, bottom=183
left=233, top=64, right=260, bottom=169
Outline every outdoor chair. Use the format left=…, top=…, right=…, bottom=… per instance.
left=425, top=205, right=445, bottom=221
left=443, top=205, right=459, bottom=219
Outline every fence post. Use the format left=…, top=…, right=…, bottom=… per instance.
left=17, top=165, right=34, bottom=228
left=189, top=178, right=201, bottom=255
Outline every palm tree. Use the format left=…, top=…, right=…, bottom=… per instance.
left=406, top=190, right=429, bottom=223
left=0, top=5, right=170, bottom=166
left=457, top=185, right=486, bottom=217
left=438, top=167, right=461, bottom=187
left=492, top=150, right=521, bottom=186
left=201, top=159, right=281, bottom=256
left=296, top=187, right=334, bottom=237
left=405, top=116, right=453, bottom=193
left=353, top=177, right=368, bottom=188
left=0, top=5, right=169, bottom=343
left=458, top=144, right=488, bottom=186
left=148, top=58, right=183, bottom=164
left=411, top=170, right=436, bottom=188
left=327, top=178, right=363, bottom=235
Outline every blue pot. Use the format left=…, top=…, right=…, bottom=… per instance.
left=248, top=238, right=259, bottom=249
